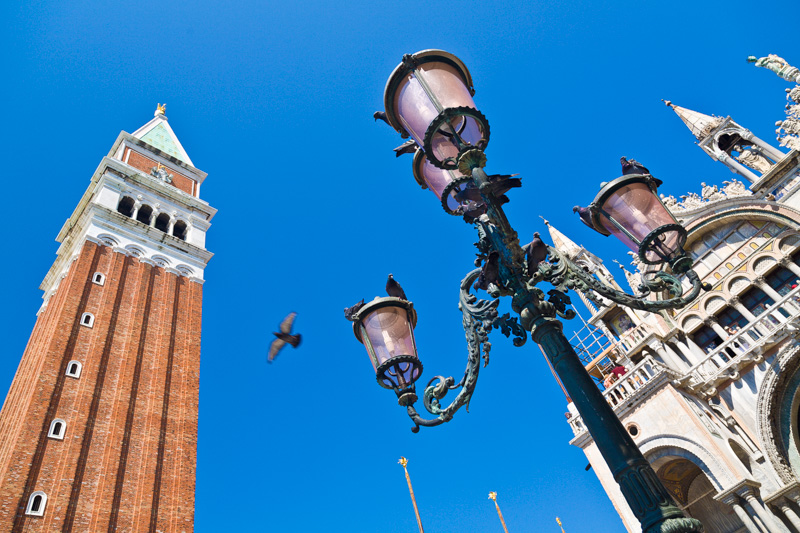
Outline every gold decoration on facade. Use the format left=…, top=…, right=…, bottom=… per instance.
left=155, top=103, right=167, bottom=116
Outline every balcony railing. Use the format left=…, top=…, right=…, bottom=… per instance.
left=616, top=322, right=656, bottom=354
left=684, top=286, right=800, bottom=392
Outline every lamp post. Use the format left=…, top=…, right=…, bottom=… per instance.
left=348, top=50, right=708, bottom=533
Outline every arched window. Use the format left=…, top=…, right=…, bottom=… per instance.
left=92, top=272, right=105, bottom=286
left=729, top=439, right=752, bottom=473
left=155, top=212, right=170, bottom=232
left=25, top=491, right=47, bottom=516
left=66, top=361, right=82, bottom=378
left=48, top=419, right=66, bottom=440
left=136, top=204, right=153, bottom=225
left=117, top=196, right=134, bottom=217
left=80, top=312, right=94, bottom=328
left=173, top=220, right=188, bottom=241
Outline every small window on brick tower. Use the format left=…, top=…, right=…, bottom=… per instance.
left=81, top=313, right=94, bottom=328
left=48, top=419, right=65, bottom=440
left=25, top=491, right=47, bottom=516
left=155, top=212, right=170, bottom=232
left=66, top=361, right=82, bottom=378
left=117, top=196, right=134, bottom=217
left=173, top=220, right=188, bottom=241
left=136, top=204, right=153, bottom=225
left=92, top=272, right=105, bottom=285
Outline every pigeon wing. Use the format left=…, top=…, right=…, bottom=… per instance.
left=279, top=312, right=297, bottom=334
left=268, top=337, right=287, bottom=363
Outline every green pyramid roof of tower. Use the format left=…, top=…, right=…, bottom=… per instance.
left=140, top=122, right=186, bottom=163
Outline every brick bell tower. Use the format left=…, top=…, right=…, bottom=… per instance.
left=0, top=105, right=216, bottom=531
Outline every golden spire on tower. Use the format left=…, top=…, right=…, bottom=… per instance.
left=556, top=517, right=566, bottom=532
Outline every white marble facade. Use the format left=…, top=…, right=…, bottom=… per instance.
left=562, top=68, right=800, bottom=532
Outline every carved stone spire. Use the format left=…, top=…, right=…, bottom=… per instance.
left=663, top=100, right=722, bottom=140
left=542, top=218, right=582, bottom=258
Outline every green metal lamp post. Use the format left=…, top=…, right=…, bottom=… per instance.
left=348, top=50, right=708, bottom=533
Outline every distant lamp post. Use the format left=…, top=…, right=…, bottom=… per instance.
left=488, top=492, right=509, bottom=533
left=398, top=457, right=424, bottom=533
left=348, top=50, right=708, bottom=533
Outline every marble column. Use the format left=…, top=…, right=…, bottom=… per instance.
left=741, top=485, right=784, bottom=533
left=775, top=499, right=800, bottom=531
left=719, top=493, right=764, bottom=532
left=780, top=256, right=800, bottom=279
left=131, top=201, right=141, bottom=220
left=755, top=275, right=785, bottom=307
left=674, top=336, right=705, bottom=366
left=655, top=343, right=687, bottom=373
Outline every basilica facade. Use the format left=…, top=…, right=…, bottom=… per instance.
left=559, top=56, right=800, bottom=532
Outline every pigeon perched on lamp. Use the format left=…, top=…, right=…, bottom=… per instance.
left=526, top=232, right=548, bottom=274
left=344, top=299, right=366, bottom=321
left=572, top=205, right=595, bottom=230
left=620, top=156, right=650, bottom=176
left=386, top=274, right=407, bottom=300
left=267, top=312, right=302, bottom=363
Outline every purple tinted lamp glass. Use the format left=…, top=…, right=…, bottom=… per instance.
left=413, top=151, right=471, bottom=213
left=595, top=179, right=682, bottom=263
left=354, top=299, right=421, bottom=388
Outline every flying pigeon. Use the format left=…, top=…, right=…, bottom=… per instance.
left=474, top=251, right=501, bottom=291
left=344, top=299, right=365, bottom=321
left=526, top=232, right=548, bottom=274
left=386, top=274, right=407, bottom=300
left=573, top=205, right=595, bottom=230
left=620, top=157, right=650, bottom=176
left=267, top=312, right=301, bottom=363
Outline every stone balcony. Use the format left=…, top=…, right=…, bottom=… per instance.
left=679, top=287, right=800, bottom=398
left=567, top=287, right=800, bottom=440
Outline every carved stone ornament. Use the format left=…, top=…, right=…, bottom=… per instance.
left=700, top=182, right=725, bottom=201
left=735, top=145, right=773, bottom=174
left=778, top=135, right=800, bottom=151
left=749, top=54, right=800, bottom=83
left=150, top=165, right=173, bottom=184
left=756, top=341, right=800, bottom=484
left=778, top=118, right=800, bottom=136
left=788, top=86, right=800, bottom=105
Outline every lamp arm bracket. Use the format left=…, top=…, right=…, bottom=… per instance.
left=406, top=268, right=526, bottom=432
left=538, top=246, right=707, bottom=312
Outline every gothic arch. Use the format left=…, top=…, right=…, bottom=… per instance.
left=638, top=434, right=735, bottom=489
left=756, top=341, right=800, bottom=484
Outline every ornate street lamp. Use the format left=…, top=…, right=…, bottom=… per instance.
left=348, top=49, right=708, bottom=533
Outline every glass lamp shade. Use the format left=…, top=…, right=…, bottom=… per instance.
left=353, top=298, right=421, bottom=390
left=412, top=149, right=472, bottom=214
left=383, top=50, right=488, bottom=168
left=591, top=175, right=685, bottom=264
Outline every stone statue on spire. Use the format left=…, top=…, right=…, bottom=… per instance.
left=748, top=54, right=800, bottom=83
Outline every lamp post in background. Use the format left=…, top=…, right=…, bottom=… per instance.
left=348, top=50, right=709, bottom=532
left=488, top=492, right=510, bottom=533
left=398, top=457, right=425, bottom=533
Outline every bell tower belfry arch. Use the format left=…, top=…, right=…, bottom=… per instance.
left=0, top=105, right=216, bottom=532
left=664, top=100, right=786, bottom=182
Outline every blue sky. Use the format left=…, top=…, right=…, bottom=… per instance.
left=1, top=0, right=798, bottom=531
